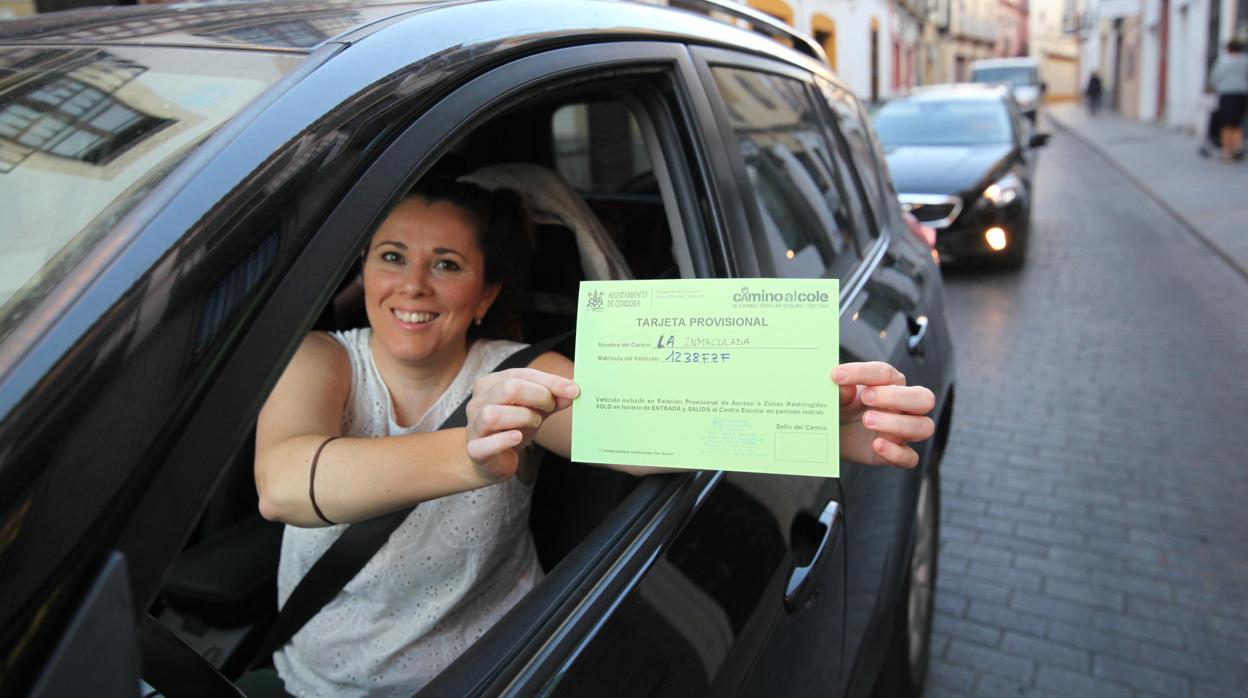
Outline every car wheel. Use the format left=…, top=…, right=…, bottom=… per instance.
left=873, top=460, right=940, bottom=698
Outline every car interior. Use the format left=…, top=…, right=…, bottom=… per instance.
left=146, top=75, right=702, bottom=682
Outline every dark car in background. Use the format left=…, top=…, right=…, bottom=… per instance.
left=873, top=84, right=1049, bottom=268
left=0, top=2, right=955, bottom=697
left=968, top=57, right=1045, bottom=122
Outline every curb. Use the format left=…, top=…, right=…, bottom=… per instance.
left=1045, top=112, right=1248, bottom=284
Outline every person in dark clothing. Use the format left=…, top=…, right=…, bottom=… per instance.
left=1085, top=71, right=1103, bottom=114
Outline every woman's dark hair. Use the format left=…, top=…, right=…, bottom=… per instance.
left=405, top=178, right=534, bottom=342
left=1229, top=40, right=1244, bottom=53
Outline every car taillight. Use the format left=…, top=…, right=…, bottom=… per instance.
left=904, top=211, right=936, bottom=248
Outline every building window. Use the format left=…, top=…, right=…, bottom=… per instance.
left=747, top=0, right=794, bottom=26
left=811, top=14, right=837, bottom=71
left=0, top=53, right=171, bottom=172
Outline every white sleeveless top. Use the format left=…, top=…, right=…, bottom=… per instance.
left=274, top=329, right=544, bottom=697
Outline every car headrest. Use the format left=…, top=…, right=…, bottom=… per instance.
left=460, top=163, right=634, bottom=281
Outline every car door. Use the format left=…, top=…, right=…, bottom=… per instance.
left=689, top=45, right=888, bottom=696
left=814, top=78, right=954, bottom=697
left=694, top=46, right=950, bottom=698
left=465, top=45, right=851, bottom=696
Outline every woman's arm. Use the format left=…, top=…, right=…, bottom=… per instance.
left=256, top=334, right=499, bottom=527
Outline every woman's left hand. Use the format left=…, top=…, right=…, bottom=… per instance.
left=834, top=362, right=936, bottom=468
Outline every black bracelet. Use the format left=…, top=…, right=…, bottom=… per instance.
left=309, top=436, right=341, bottom=526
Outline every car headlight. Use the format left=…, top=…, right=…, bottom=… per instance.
left=982, top=173, right=1022, bottom=206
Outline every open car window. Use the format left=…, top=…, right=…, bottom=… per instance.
left=144, top=59, right=717, bottom=693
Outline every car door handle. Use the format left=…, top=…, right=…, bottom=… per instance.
left=784, top=499, right=842, bottom=613
left=907, top=314, right=929, bottom=356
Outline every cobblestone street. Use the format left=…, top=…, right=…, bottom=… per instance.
left=925, top=119, right=1248, bottom=698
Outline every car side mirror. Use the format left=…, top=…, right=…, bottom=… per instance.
left=1029, top=132, right=1050, bottom=148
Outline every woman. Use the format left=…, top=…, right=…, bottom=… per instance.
left=254, top=180, right=936, bottom=696
left=1209, top=40, right=1248, bottom=163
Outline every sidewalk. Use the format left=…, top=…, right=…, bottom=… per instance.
left=1045, top=102, right=1248, bottom=278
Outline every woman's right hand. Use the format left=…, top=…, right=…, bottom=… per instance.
left=465, top=368, right=580, bottom=482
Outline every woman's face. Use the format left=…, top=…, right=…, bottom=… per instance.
left=363, top=197, right=500, bottom=366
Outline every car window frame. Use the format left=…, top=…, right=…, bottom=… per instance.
left=812, top=77, right=892, bottom=242
left=805, top=81, right=882, bottom=251
left=178, top=41, right=736, bottom=695
left=689, top=47, right=882, bottom=290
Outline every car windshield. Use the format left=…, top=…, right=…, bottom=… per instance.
left=970, top=66, right=1037, bottom=88
left=872, top=99, right=1012, bottom=146
left=0, top=45, right=301, bottom=343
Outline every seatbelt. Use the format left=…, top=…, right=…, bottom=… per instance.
left=250, top=332, right=573, bottom=668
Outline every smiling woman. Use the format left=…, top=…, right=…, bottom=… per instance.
left=252, top=180, right=564, bottom=695
left=361, top=191, right=519, bottom=392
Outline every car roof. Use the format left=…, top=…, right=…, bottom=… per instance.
left=0, top=0, right=446, bottom=52
left=0, top=0, right=830, bottom=66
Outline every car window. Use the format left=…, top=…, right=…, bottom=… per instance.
left=551, top=103, right=651, bottom=192
left=873, top=99, right=1012, bottom=146
left=970, top=65, right=1037, bottom=87
left=546, top=100, right=690, bottom=280
left=710, top=67, right=861, bottom=279
left=817, top=78, right=894, bottom=238
left=0, top=46, right=302, bottom=344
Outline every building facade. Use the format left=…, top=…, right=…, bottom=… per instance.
left=740, top=0, right=904, bottom=100
left=1030, top=0, right=1081, bottom=100
left=998, top=0, right=1031, bottom=56
left=735, top=0, right=1009, bottom=98
left=951, top=0, right=1002, bottom=78
left=1079, top=0, right=1247, bottom=131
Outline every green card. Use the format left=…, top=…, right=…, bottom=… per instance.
left=571, top=278, right=840, bottom=477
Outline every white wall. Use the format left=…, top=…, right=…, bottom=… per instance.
left=1165, top=0, right=1212, bottom=133
left=765, top=0, right=898, bottom=100
left=1078, top=2, right=1103, bottom=88
left=1032, top=0, right=1081, bottom=97
left=1137, top=0, right=1160, bottom=121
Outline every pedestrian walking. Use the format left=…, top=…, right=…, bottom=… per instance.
left=1208, top=40, right=1248, bottom=162
left=1085, top=71, right=1103, bottom=115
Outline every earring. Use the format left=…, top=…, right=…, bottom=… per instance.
left=474, top=317, right=483, bottom=326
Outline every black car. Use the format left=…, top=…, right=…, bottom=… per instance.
left=0, top=2, right=955, bottom=696
left=872, top=84, right=1049, bottom=267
